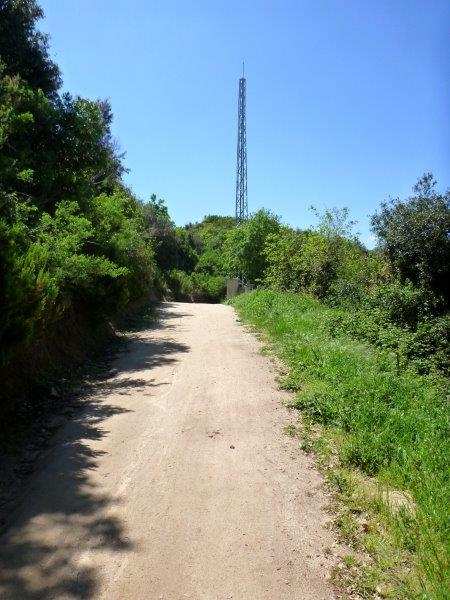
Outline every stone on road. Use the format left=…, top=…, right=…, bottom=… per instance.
left=0, top=302, right=341, bottom=599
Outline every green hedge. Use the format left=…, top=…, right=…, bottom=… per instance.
left=167, top=269, right=225, bottom=302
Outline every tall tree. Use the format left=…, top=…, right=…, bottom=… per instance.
left=371, top=173, right=450, bottom=303
left=0, top=0, right=61, bottom=96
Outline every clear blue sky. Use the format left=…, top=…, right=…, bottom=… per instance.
left=40, top=0, right=449, bottom=246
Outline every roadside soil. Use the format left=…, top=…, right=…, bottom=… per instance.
left=0, top=302, right=344, bottom=600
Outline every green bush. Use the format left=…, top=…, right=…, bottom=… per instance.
left=365, top=280, right=442, bottom=328
left=190, top=272, right=226, bottom=302
left=167, top=270, right=225, bottom=302
left=264, top=226, right=388, bottom=303
left=371, top=173, right=450, bottom=304
left=405, top=315, right=450, bottom=375
left=142, top=197, right=204, bottom=278
left=264, top=227, right=336, bottom=296
left=0, top=2, right=160, bottom=406
left=1, top=191, right=157, bottom=369
left=222, top=209, right=280, bottom=283
left=183, top=215, right=236, bottom=277
left=324, top=281, right=448, bottom=376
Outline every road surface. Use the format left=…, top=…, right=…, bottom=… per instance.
left=0, top=302, right=342, bottom=599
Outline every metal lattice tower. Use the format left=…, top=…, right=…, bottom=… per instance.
left=235, top=63, right=248, bottom=222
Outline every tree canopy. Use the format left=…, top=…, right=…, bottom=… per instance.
left=371, top=173, right=450, bottom=302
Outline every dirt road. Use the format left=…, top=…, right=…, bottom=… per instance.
left=0, top=302, right=342, bottom=600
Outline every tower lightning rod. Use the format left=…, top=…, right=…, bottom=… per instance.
left=235, top=63, right=248, bottom=222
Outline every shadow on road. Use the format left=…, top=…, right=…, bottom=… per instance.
left=0, top=398, right=132, bottom=599
left=115, top=337, right=190, bottom=375
left=0, top=302, right=190, bottom=599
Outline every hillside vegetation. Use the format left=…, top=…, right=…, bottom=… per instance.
left=233, top=290, right=448, bottom=598
left=227, top=193, right=449, bottom=597
left=0, top=1, right=228, bottom=417
left=1, top=2, right=449, bottom=597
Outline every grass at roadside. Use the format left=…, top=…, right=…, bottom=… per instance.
left=231, top=290, right=449, bottom=599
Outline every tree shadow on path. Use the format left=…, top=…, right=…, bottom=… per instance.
left=0, top=302, right=191, bottom=599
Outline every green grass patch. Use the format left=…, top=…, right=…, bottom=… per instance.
left=232, top=289, right=449, bottom=599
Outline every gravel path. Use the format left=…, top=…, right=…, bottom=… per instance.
left=0, top=302, right=342, bottom=600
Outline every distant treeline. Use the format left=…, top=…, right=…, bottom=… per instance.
left=165, top=175, right=449, bottom=376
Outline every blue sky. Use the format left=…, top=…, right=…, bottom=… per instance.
left=40, top=0, right=449, bottom=246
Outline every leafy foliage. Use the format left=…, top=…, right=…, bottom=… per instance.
left=167, top=269, right=225, bottom=303
left=371, top=173, right=450, bottom=303
left=142, top=196, right=199, bottom=274
left=187, top=214, right=235, bottom=276
left=311, top=205, right=358, bottom=239
left=264, top=227, right=383, bottom=301
left=0, top=1, right=157, bottom=409
left=1, top=191, right=156, bottom=364
left=222, top=209, right=280, bottom=283
left=0, top=0, right=61, bottom=96
left=145, top=213, right=235, bottom=301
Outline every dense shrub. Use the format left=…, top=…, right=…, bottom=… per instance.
left=167, top=269, right=225, bottom=302
left=140, top=210, right=233, bottom=301
left=222, top=209, right=280, bottom=284
left=263, top=204, right=392, bottom=306
left=0, top=1, right=158, bottom=410
left=264, top=227, right=385, bottom=301
left=143, top=197, right=199, bottom=273
left=1, top=190, right=156, bottom=364
left=405, top=315, right=450, bottom=375
left=187, top=215, right=235, bottom=276
left=371, top=173, right=450, bottom=304
left=186, top=215, right=235, bottom=254
left=0, top=0, right=60, bottom=96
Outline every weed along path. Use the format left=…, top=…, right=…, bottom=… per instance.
left=0, top=302, right=343, bottom=600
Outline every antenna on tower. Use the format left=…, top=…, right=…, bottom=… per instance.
left=235, top=64, right=248, bottom=223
